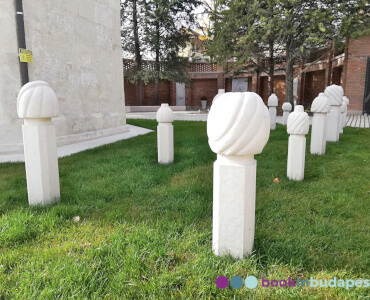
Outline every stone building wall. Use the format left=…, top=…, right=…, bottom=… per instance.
left=0, top=0, right=126, bottom=154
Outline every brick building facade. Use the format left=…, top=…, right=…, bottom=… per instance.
left=124, top=35, right=370, bottom=114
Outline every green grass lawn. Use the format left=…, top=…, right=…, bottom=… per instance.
left=0, top=120, right=369, bottom=299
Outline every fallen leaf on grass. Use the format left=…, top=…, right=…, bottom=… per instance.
left=273, top=178, right=280, bottom=183
left=72, top=216, right=80, bottom=222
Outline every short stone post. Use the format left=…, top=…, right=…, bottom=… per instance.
left=207, top=92, right=270, bottom=259
left=339, top=101, right=346, bottom=134
left=324, top=85, right=343, bottom=142
left=282, top=102, right=292, bottom=125
left=287, top=105, right=309, bottom=181
left=268, top=93, right=278, bottom=130
left=17, top=81, right=60, bottom=206
left=156, top=103, right=174, bottom=164
left=342, top=96, right=349, bottom=129
left=310, top=93, right=330, bottom=155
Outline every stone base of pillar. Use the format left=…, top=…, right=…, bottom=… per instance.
left=326, top=106, right=340, bottom=142
left=287, top=135, right=306, bottom=181
left=157, top=123, right=174, bottom=164
left=212, top=154, right=256, bottom=259
left=283, top=111, right=290, bottom=125
left=269, top=107, right=277, bottom=130
left=23, top=118, right=60, bottom=205
left=310, top=113, right=327, bottom=155
left=342, top=111, right=347, bottom=129
left=340, top=111, right=346, bottom=134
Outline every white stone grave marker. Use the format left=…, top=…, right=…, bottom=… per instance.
left=310, top=93, right=330, bottom=155
left=207, top=92, right=270, bottom=259
left=324, top=85, right=343, bottom=142
left=287, top=105, right=309, bottom=181
left=268, top=93, right=278, bottom=130
left=156, top=104, right=174, bottom=164
left=340, top=100, right=347, bottom=134
left=342, top=96, right=349, bottom=129
left=282, top=102, right=292, bottom=125
left=17, top=81, right=60, bottom=205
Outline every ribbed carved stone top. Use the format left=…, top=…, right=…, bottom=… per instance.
left=311, top=93, right=330, bottom=113
left=213, top=91, right=227, bottom=104
left=343, top=96, right=349, bottom=105
left=17, top=81, right=59, bottom=119
left=207, top=92, right=270, bottom=156
left=156, top=103, right=174, bottom=123
left=282, top=102, right=292, bottom=112
left=287, top=105, right=309, bottom=135
left=324, top=84, right=344, bottom=106
left=268, top=93, right=278, bottom=107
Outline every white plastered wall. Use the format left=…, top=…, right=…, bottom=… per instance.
left=0, top=0, right=127, bottom=154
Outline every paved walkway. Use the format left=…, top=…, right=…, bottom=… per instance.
left=346, top=114, right=370, bottom=128
left=0, top=125, right=153, bottom=163
left=2, top=112, right=367, bottom=163
left=127, top=111, right=370, bottom=128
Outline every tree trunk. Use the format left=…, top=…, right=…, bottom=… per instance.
left=268, top=38, right=274, bottom=95
left=154, top=3, right=160, bottom=105
left=286, top=60, right=294, bottom=107
left=132, top=0, right=143, bottom=105
left=285, top=37, right=294, bottom=108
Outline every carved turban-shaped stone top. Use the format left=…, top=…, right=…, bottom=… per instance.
left=343, top=96, right=349, bottom=105
left=212, top=91, right=227, bottom=104
left=17, top=80, right=59, bottom=119
left=207, top=92, right=270, bottom=156
left=268, top=93, right=278, bottom=107
left=156, top=103, right=174, bottom=123
left=324, top=84, right=344, bottom=106
left=311, top=93, right=330, bottom=113
left=287, top=105, right=309, bottom=135
left=282, top=102, right=292, bottom=112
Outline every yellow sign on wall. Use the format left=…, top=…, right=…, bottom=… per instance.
left=19, top=49, right=33, bottom=63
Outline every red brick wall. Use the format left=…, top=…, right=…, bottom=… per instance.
left=259, top=75, right=286, bottom=110
left=143, top=80, right=171, bottom=105
left=124, top=79, right=171, bottom=106
left=124, top=36, right=369, bottom=113
left=170, top=82, right=176, bottom=106
left=343, top=35, right=370, bottom=113
left=248, top=77, right=254, bottom=92
left=259, top=77, right=269, bottom=104
left=249, top=75, right=258, bottom=93
left=124, top=80, right=137, bottom=106
left=332, top=66, right=342, bottom=85
left=190, top=79, right=218, bottom=108
left=303, top=70, right=326, bottom=108
left=274, top=75, right=286, bottom=107
left=225, top=78, right=232, bottom=92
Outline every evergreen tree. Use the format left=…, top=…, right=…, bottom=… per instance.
left=208, top=0, right=284, bottom=95
left=208, top=0, right=369, bottom=105
left=143, top=0, right=201, bottom=104
left=121, top=0, right=146, bottom=105
left=121, top=0, right=201, bottom=105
